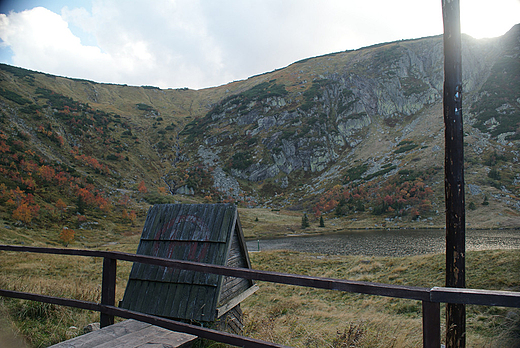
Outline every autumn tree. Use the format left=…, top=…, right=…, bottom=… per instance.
left=56, top=199, right=67, bottom=212
left=59, top=227, right=75, bottom=246
left=137, top=180, right=148, bottom=194
left=128, top=210, right=137, bottom=226
left=12, top=203, right=33, bottom=223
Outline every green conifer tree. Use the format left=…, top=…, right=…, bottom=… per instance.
left=301, top=213, right=309, bottom=229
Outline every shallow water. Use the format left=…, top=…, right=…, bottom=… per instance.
left=246, top=229, right=520, bottom=257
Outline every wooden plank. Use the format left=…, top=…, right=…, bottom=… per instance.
left=202, top=204, right=219, bottom=241
left=120, top=279, right=140, bottom=312
left=143, top=205, right=162, bottom=239
left=164, top=204, right=183, bottom=241
left=185, top=283, right=203, bottom=321
left=174, top=283, right=190, bottom=320
left=107, top=306, right=291, bottom=348
left=208, top=204, right=227, bottom=242
left=192, top=242, right=221, bottom=285
left=159, top=282, right=178, bottom=318
left=192, top=204, right=210, bottom=241
left=235, top=214, right=254, bottom=270
left=192, top=284, right=213, bottom=322
left=139, top=206, right=155, bottom=239
left=147, top=281, right=164, bottom=315
left=49, top=319, right=151, bottom=348
left=141, top=281, right=160, bottom=315
left=176, top=204, right=195, bottom=240
left=49, top=319, right=197, bottom=348
left=431, top=287, right=520, bottom=307
left=129, top=280, right=147, bottom=313
left=215, top=204, right=234, bottom=243
left=217, top=285, right=259, bottom=318
left=98, top=325, right=196, bottom=348
left=146, top=239, right=170, bottom=281
left=219, top=277, right=250, bottom=305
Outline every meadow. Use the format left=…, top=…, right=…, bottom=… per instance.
left=0, top=231, right=518, bottom=347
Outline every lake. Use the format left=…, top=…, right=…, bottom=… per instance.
left=245, top=229, right=520, bottom=257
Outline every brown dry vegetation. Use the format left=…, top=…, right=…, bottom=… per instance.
left=0, top=245, right=518, bottom=347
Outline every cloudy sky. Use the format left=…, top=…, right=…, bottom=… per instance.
left=0, top=0, right=519, bottom=90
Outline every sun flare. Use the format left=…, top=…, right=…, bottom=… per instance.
left=460, top=0, right=520, bottom=39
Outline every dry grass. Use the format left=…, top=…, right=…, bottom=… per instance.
left=242, top=250, right=520, bottom=348
left=0, top=232, right=518, bottom=347
left=0, top=251, right=134, bottom=347
left=238, top=208, right=303, bottom=239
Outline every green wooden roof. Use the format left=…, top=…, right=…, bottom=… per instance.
left=120, top=203, right=255, bottom=322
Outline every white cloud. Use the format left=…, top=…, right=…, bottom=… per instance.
left=0, top=0, right=518, bottom=89
left=0, top=7, right=115, bottom=82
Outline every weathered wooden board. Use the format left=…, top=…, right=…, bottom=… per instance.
left=121, top=203, right=256, bottom=323
left=49, top=319, right=196, bottom=348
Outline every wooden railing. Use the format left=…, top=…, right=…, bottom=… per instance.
left=1, top=245, right=519, bottom=348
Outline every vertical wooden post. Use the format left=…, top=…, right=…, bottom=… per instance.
left=422, top=300, right=441, bottom=348
left=442, top=0, right=466, bottom=347
left=101, top=257, right=117, bottom=328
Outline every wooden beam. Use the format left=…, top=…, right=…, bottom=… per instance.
left=442, top=0, right=466, bottom=347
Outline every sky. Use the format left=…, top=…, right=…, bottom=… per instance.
left=0, top=0, right=519, bottom=90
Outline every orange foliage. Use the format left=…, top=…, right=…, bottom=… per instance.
left=56, top=199, right=67, bottom=212
left=74, top=184, right=112, bottom=212
left=0, top=141, right=9, bottom=153
left=59, top=227, right=75, bottom=246
left=128, top=210, right=137, bottom=226
left=38, top=165, right=55, bottom=182
left=12, top=202, right=39, bottom=223
left=137, top=180, right=148, bottom=193
left=73, top=153, right=109, bottom=174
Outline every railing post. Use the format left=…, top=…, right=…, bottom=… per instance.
left=423, top=300, right=441, bottom=348
left=442, top=0, right=466, bottom=346
left=100, top=256, right=117, bottom=328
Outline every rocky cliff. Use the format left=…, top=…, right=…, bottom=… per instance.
left=0, top=25, right=518, bottom=229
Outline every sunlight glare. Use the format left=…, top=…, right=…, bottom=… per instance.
left=461, top=0, right=520, bottom=39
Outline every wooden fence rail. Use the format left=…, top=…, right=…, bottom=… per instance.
left=1, top=245, right=519, bottom=348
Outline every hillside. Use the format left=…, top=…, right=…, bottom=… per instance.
left=0, top=25, right=518, bottom=243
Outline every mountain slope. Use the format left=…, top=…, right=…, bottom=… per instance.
left=0, top=25, right=518, bottom=237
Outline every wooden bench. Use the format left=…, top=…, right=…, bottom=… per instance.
left=49, top=319, right=196, bottom=348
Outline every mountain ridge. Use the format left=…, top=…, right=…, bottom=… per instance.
left=0, top=25, right=518, bottom=242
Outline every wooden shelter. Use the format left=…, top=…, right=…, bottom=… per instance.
left=120, top=203, right=257, bottom=333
